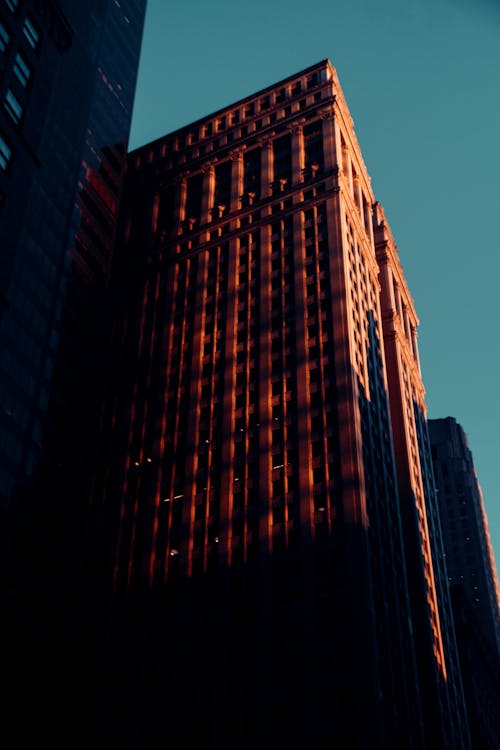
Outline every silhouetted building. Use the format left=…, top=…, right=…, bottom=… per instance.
left=429, top=417, right=500, bottom=748
left=450, top=585, right=500, bottom=750
left=429, top=417, right=500, bottom=658
left=98, top=60, right=470, bottom=748
left=0, top=0, right=146, bottom=745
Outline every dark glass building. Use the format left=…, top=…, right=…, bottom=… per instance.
left=429, top=418, right=500, bottom=658
left=98, top=60, right=470, bottom=749
left=0, top=0, right=146, bottom=744
left=429, top=417, right=500, bottom=748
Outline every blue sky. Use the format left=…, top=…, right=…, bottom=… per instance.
left=129, top=0, right=500, bottom=565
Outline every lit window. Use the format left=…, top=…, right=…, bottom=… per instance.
left=4, top=89, right=23, bottom=124
left=4, top=0, right=19, bottom=12
left=13, top=52, right=32, bottom=87
left=0, top=21, right=10, bottom=52
left=0, top=132, right=12, bottom=171
left=23, top=16, right=40, bottom=50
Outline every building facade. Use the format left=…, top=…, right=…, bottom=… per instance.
left=98, top=60, right=470, bottom=748
left=0, top=0, right=146, bottom=744
left=374, top=206, right=470, bottom=749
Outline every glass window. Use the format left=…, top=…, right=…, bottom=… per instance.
left=4, top=0, right=19, bottom=12
left=0, top=20, right=10, bottom=52
left=0, top=132, right=12, bottom=171
left=13, top=52, right=32, bottom=87
left=4, top=89, right=23, bottom=124
left=23, top=16, right=40, bottom=50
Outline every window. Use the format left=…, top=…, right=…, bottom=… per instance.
left=4, top=89, right=23, bottom=124
left=0, top=132, right=12, bottom=171
left=23, top=16, right=40, bottom=50
left=13, top=52, right=32, bottom=87
left=0, top=20, right=10, bottom=52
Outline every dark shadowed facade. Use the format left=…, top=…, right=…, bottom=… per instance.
left=98, top=60, right=471, bottom=749
left=0, top=0, right=146, bottom=744
left=374, top=208, right=470, bottom=749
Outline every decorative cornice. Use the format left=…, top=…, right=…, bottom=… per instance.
left=201, top=160, right=217, bottom=174
left=318, top=104, right=335, bottom=120
left=229, top=147, right=246, bottom=161
left=256, top=135, right=275, bottom=149
left=286, top=117, right=306, bottom=135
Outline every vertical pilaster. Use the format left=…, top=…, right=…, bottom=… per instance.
left=364, top=200, right=375, bottom=247
left=260, top=137, right=273, bottom=199
left=258, top=223, right=272, bottom=553
left=230, top=148, right=244, bottom=214
left=151, top=192, right=160, bottom=233
left=182, top=252, right=208, bottom=575
left=292, top=210, right=312, bottom=538
left=411, top=327, right=422, bottom=373
left=288, top=122, right=304, bottom=186
left=201, top=163, right=215, bottom=224
left=173, top=175, right=187, bottom=236
left=219, top=239, right=238, bottom=565
left=320, top=107, right=337, bottom=170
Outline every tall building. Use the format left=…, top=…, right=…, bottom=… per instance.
left=429, top=417, right=500, bottom=748
left=98, top=60, right=471, bottom=748
left=429, top=418, right=500, bottom=657
left=0, top=0, right=147, bottom=744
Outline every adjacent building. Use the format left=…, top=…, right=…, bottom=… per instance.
left=429, top=418, right=500, bottom=658
left=0, top=0, right=146, bottom=745
left=429, top=417, right=500, bottom=748
left=98, top=60, right=470, bottom=748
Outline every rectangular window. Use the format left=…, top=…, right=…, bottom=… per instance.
left=304, top=120, right=325, bottom=174
left=214, top=160, right=231, bottom=209
left=273, top=134, right=292, bottom=187
left=0, top=132, right=12, bottom=171
left=244, top=148, right=261, bottom=196
left=4, top=89, right=23, bottom=124
left=13, top=52, right=32, bottom=87
left=0, top=20, right=10, bottom=52
left=23, top=16, right=40, bottom=50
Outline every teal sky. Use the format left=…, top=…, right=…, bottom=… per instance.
left=129, top=0, right=500, bottom=566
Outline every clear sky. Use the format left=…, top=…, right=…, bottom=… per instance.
left=129, top=0, right=500, bottom=566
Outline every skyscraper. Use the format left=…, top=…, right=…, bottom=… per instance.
left=99, top=60, right=470, bottom=748
left=429, top=417, right=500, bottom=748
left=0, top=0, right=147, bottom=744
left=429, top=418, right=500, bottom=657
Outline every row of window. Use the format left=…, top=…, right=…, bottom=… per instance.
left=1, top=10, right=40, bottom=52
left=135, top=98, right=330, bottom=175
left=3, top=0, right=18, bottom=13
left=155, top=69, right=328, bottom=153
left=0, top=8, right=40, bottom=177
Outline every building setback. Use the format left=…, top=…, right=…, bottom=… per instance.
left=95, top=59, right=474, bottom=749
left=0, top=0, right=146, bottom=745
